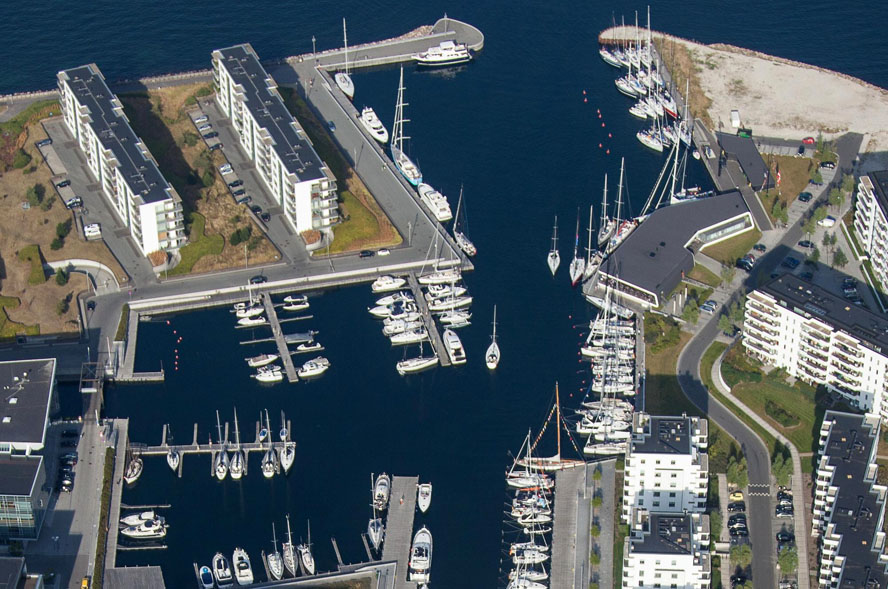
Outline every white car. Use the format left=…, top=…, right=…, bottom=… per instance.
left=84, top=223, right=102, bottom=238
left=194, top=115, right=208, bottom=124
left=197, top=124, right=212, bottom=132
left=377, top=248, right=391, bottom=256
left=817, top=216, right=836, bottom=228
left=219, top=164, right=233, bottom=175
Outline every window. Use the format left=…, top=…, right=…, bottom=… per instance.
left=654, top=492, right=661, bottom=497
left=669, top=492, right=676, bottom=497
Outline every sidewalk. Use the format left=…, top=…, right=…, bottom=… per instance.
left=712, top=350, right=811, bottom=589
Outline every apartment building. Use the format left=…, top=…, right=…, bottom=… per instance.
left=622, top=413, right=709, bottom=523
left=743, top=274, right=888, bottom=417
left=57, top=64, right=186, bottom=257
left=853, top=171, right=888, bottom=287
left=622, top=512, right=712, bottom=589
left=812, top=411, right=888, bottom=588
left=212, top=44, right=339, bottom=235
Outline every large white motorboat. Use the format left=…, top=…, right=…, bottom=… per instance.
left=238, top=315, right=267, bottom=327
left=413, top=40, right=472, bottom=67
left=297, top=356, right=330, bottom=378
left=371, top=275, right=407, bottom=293
left=120, top=510, right=159, bottom=527
left=391, top=66, right=422, bottom=186
left=418, top=267, right=461, bottom=285
left=199, top=564, right=215, bottom=588
left=282, top=515, right=297, bottom=578
left=232, top=547, right=254, bottom=585
left=568, top=210, right=586, bottom=286
left=367, top=517, right=385, bottom=552
left=376, top=291, right=413, bottom=307
left=428, top=295, right=472, bottom=313
left=296, top=341, right=323, bottom=353
left=282, top=299, right=310, bottom=312
left=267, top=523, right=284, bottom=581
left=396, top=352, right=438, bottom=375
left=442, top=328, right=467, bottom=365
left=283, top=294, right=308, bottom=306
left=425, top=283, right=466, bottom=300
left=373, top=473, right=391, bottom=511
left=334, top=19, right=355, bottom=100
left=123, top=455, right=143, bottom=485
left=417, top=183, right=453, bottom=222
left=253, top=365, right=283, bottom=383
left=512, top=548, right=550, bottom=565
left=452, top=185, right=476, bottom=256
left=390, top=328, right=428, bottom=346
left=234, top=302, right=264, bottom=319
left=509, top=566, right=549, bottom=582
left=439, top=309, right=471, bottom=326
left=369, top=301, right=417, bottom=319
left=486, top=305, right=500, bottom=370
left=246, top=353, right=279, bottom=368
left=547, top=216, right=560, bottom=276
left=213, top=552, right=233, bottom=586
left=382, top=318, right=423, bottom=336
left=408, top=526, right=433, bottom=583
left=417, top=483, right=432, bottom=513
left=120, top=517, right=167, bottom=539
left=359, top=106, right=389, bottom=143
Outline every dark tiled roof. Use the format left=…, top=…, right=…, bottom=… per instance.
left=0, top=456, right=41, bottom=497
left=716, top=132, right=772, bottom=191
left=0, top=359, right=54, bottom=446
left=0, top=557, right=24, bottom=589
left=634, top=416, right=692, bottom=455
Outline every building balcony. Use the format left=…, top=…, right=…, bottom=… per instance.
left=747, top=317, right=779, bottom=338
left=743, top=337, right=774, bottom=358
left=744, top=326, right=778, bottom=348
left=312, top=196, right=338, bottom=211
left=747, top=299, right=779, bottom=319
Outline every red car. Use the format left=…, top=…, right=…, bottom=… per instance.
left=802, top=136, right=815, bottom=145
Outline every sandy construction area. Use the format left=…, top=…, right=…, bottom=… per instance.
left=601, top=27, right=888, bottom=153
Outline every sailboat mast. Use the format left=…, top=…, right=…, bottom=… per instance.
left=555, top=382, right=561, bottom=459
left=615, top=158, right=625, bottom=224
left=586, top=204, right=594, bottom=264
left=492, top=305, right=497, bottom=340
left=342, top=18, right=349, bottom=75
left=600, top=173, right=608, bottom=228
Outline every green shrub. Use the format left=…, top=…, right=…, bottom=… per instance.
left=765, top=400, right=798, bottom=427
left=50, top=238, right=63, bottom=251
left=56, top=298, right=69, bottom=315
left=55, top=269, right=68, bottom=286
left=12, top=149, right=32, bottom=169
left=590, top=523, right=600, bottom=537
left=201, top=168, right=214, bottom=187
left=25, top=183, right=45, bottom=207
left=230, top=226, right=252, bottom=246
left=183, top=131, right=199, bottom=147
left=56, top=219, right=72, bottom=239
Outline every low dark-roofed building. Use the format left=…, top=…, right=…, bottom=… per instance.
left=0, top=455, right=49, bottom=541
left=0, top=557, right=24, bottom=589
left=0, top=359, right=56, bottom=454
left=104, top=566, right=166, bottom=589
left=716, top=131, right=773, bottom=191
left=597, top=192, right=754, bottom=307
left=813, top=411, right=888, bottom=588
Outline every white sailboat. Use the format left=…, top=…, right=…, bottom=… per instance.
left=261, top=410, right=276, bottom=479
left=334, top=18, right=355, bottom=99
left=485, top=305, right=501, bottom=370
left=165, top=426, right=179, bottom=472
left=597, top=173, right=616, bottom=248
left=568, top=210, right=586, bottom=286
left=584, top=202, right=605, bottom=281
left=359, top=106, right=389, bottom=143
left=282, top=515, right=297, bottom=578
left=547, top=216, right=560, bottom=276
left=391, top=66, right=422, bottom=186
left=278, top=421, right=295, bottom=474
left=297, top=521, right=315, bottom=575
left=396, top=341, right=438, bottom=375
left=214, top=410, right=229, bottom=482
left=267, top=523, right=284, bottom=581
left=229, top=408, right=245, bottom=481
left=246, top=353, right=279, bottom=368
left=453, top=185, right=476, bottom=256
left=368, top=474, right=386, bottom=552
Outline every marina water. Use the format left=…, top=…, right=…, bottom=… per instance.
left=13, top=0, right=888, bottom=585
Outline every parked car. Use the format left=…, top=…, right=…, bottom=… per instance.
left=817, top=215, right=836, bottom=227
left=232, top=189, right=246, bottom=197
left=249, top=275, right=267, bottom=285
left=753, top=243, right=767, bottom=252
left=843, top=277, right=858, bottom=288
left=84, top=223, right=101, bottom=238
left=194, top=115, right=208, bottom=124
left=236, top=195, right=252, bottom=205
left=56, top=179, right=71, bottom=188
left=59, top=480, right=74, bottom=493
left=359, top=250, right=375, bottom=258
left=36, top=138, right=52, bottom=147
left=60, top=452, right=78, bottom=464
left=729, top=491, right=744, bottom=502
left=61, top=439, right=77, bottom=448
left=727, top=501, right=746, bottom=513
left=209, top=143, right=223, bottom=151
left=260, top=212, right=271, bottom=222
left=377, top=248, right=391, bottom=256
left=728, top=514, right=747, bottom=525
left=729, top=527, right=748, bottom=537
left=776, top=530, right=795, bottom=543
left=820, top=160, right=836, bottom=170
left=197, top=124, right=212, bottom=132
left=776, top=506, right=794, bottom=518
left=65, top=197, right=83, bottom=209
left=250, top=205, right=262, bottom=215
left=800, top=271, right=813, bottom=280
left=219, top=164, right=233, bottom=175
left=328, top=121, right=336, bottom=132
left=798, top=191, right=813, bottom=202
left=87, top=300, right=96, bottom=311
left=803, top=136, right=816, bottom=145
left=228, top=180, right=244, bottom=188
left=203, top=131, right=219, bottom=139
left=798, top=240, right=814, bottom=249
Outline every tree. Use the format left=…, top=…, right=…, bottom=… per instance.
left=718, top=314, right=734, bottom=335
left=772, top=453, right=793, bottom=487
left=829, top=187, right=844, bottom=210
left=56, top=298, right=69, bottom=316
left=229, top=226, right=252, bottom=246
left=592, top=467, right=602, bottom=482
left=55, top=269, right=68, bottom=286
left=778, top=545, right=799, bottom=575
left=730, top=544, right=753, bottom=569
left=808, top=246, right=820, bottom=265
left=727, top=454, right=748, bottom=488
left=812, top=169, right=823, bottom=184
left=729, top=297, right=746, bottom=325
left=592, top=495, right=603, bottom=508
left=813, top=206, right=828, bottom=223
left=721, top=264, right=736, bottom=286
left=56, top=219, right=72, bottom=239
left=833, top=247, right=848, bottom=269
left=842, top=173, right=856, bottom=193
left=26, top=183, right=44, bottom=207
left=709, top=510, right=723, bottom=541
left=590, top=523, right=601, bottom=537
left=829, top=233, right=838, bottom=249
left=682, top=298, right=700, bottom=325
left=50, top=237, right=64, bottom=251
left=802, top=216, right=818, bottom=236
left=771, top=200, right=788, bottom=225
left=816, top=132, right=825, bottom=153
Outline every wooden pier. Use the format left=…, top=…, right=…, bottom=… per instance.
left=381, top=476, right=419, bottom=589
left=405, top=273, right=450, bottom=367
left=262, top=292, right=299, bottom=383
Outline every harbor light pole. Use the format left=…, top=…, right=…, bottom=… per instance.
left=312, top=36, right=317, bottom=63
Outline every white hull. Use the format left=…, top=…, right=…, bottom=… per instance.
left=238, top=316, right=267, bottom=327
left=486, top=341, right=500, bottom=370
left=232, top=548, right=254, bottom=585
left=121, top=519, right=167, bottom=539
left=455, top=231, right=476, bottom=256
left=376, top=292, right=413, bottom=306
left=418, top=268, right=461, bottom=285
left=334, top=72, right=354, bottom=99
left=442, top=328, right=467, bottom=365
left=569, top=257, right=585, bottom=286
left=412, top=41, right=472, bottom=67
left=360, top=107, right=389, bottom=143
left=279, top=443, right=295, bottom=474
left=283, top=295, right=308, bottom=305
left=390, top=329, right=428, bottom=345
left=397, top=356, right=438, bottom=375
left=371, top=275, right=407, bottom=293
left=408, top=527, right=433, bottom=583
left=439, top=310, right=471, bottom=325
left=547, top=251, right=560, bottom=276
left=428, top=296, right=473, bottom=313
left=298, top=546, right=315, bottom=575
left=214, top=553, right=234, bottom=586
left=246, top=354, right=279, bottom=368
left=282, top=302, right=309, bottom=312
left=418, top=183, right=453, bottom=222
left=373, top=474, right=392, bottom=511
left=392, top=146, right=422, bottom=186
left=417, top=483, right=432, bottom=513
left=368, top=518, right=385, bottom=551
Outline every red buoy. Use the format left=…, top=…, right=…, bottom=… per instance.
left=583, top=90, right=587, bottom=95
left=583, top=97, right=587, bottom=103
left=608, top=133, right=612, bottom=138
left=599, top=143, right=603, bottom=148
left=606, top=149, right=610, bottom=154
left=601, top=123, right=605, bottom=127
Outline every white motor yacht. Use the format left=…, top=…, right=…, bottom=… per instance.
left=382, top=319, right=423, bottom=336
left=371, top=275, right=407, bottom=293
left=428, top=295, right=473, bottom=313
left=417, top=483, right=432, bottom=513
left=119, top=511, right=158, bottom=527
left=297, top=356, right=330, bottom=378
left=246, top=353, right=279, bottom=368
left=283, top=294, right=308, bottom=305
left=360, top=106, right=389, bottom=143
left=373, top=473, right=392, bottom=511
left=442, top=329, right=467, bottom=365
left=253, top=365, right=283, bottom=383
left=376, top=291, right=413, bottom=306
left=296, top=341, right=323, bottom=353
left=417, top=183, right=453, bottom=222
left=417, top=267, right=461, bottom=285
left=390, top=328, right=428, bottom=346
left=213, top=552, right=233, bottom=586
left=408, top=526, right=433, bottom=583
left=238, top=315, right=267, bottom=327
left=282, top=300, right=309, bottom=312
left=120, top=517, right=167, bottom=539
left=425, top=284, right=467, bottom=300
left=232, top=547, right=254, bottom=585
left=199, top=564, right=215, bottom=588
left=412, top=40, right=472, bottom=67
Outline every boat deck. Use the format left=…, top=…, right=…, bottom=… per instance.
left=381, top=476, right=420, bottom=589
left=405, top=273, right=450, bottom=367
left=262, top=293, right=299, bottom=383
left=549, top=465, right=593, bottom=589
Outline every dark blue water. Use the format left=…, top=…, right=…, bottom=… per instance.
left=10, top=1, right=887, bottom=586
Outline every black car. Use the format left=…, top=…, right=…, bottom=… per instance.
left=87, top=300, right=96, bottom=311
left=228, top=180, right=244, bottom=188
left=36, top=138, right=52, bottom=147
left=776, top=530, right=795, bottom=543
left=232, top=189, right=246, bottom=197
left=250, top=205, right=262, bottom=215
left=236, top=195, right=252, bottom=205
left=209, top=143, right=223, bottom=151
left=737, top=258, right=754, bottom=271
left=260, top=212, right=271, bottom=223
left=753, top=243, right=767, bottom=253
left=777, top=490, right=792, bottom=501
left=249, top=275, right=267, bottom=285
left=800, top=271, right=813, bottom=280
left=729, top=527, right=749, bottom=537
left=727, top=501, right=746, bottom=513
left=798, top=240, right=814, bottom=249
left=56, top=179, right=71, bottom=188
left=843, top=277, right=857, bottom=289
left=203, top=131, right=219, bottom=139
left=728, top=516, right=747, bottom=527
left=61, top=440, right=78, bottom=448
left=820, top=160, right=836, bottom=169
left=60, top=452, right=78, bottom=463
left=359, top=250, right=375, bottom=258
left=798, top=191, right=813, bottom=202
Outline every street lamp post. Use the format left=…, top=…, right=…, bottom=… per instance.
left=312, top=36, right=317, bottom=63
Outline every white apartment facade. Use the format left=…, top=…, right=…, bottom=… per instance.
left=57, top=64, right=186, bottom=257
left=212, top=44, right=339, bottom=236
left=622, top=413, right=709, bottom=523
left=854, top=172, right=888, bottom=288
left=812, top=411, right=888, bottom=588
left=622, top=512, right=712, bottom=589
left=744, top=275, right=888, bottom=418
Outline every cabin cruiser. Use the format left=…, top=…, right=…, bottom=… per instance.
left=360, top=107, right=389, bottom=143
left=120, top=511, right=160, bottom=527
left=296, top=341, right=323, bottom=353
left=417, top=483, right=432, bottom=513
left=390, top=328, right=428, bottom=346
left=232, top=547, right=254, bottom=585
left=417, top=183, right=453, bottom=222
left=439, top=310, right=471, bottom=326
left=425, top=283, right=467, bottom=300
left=373, top=473, right=391, bottom=511
left=246, top=353, right=279, bottom=368
left=428, top=295, right=472, bottom=313
left=442, top=329, right=467, bottom=365
left=376, top=291, right=414, bottom=307
left=408, top=526, right=433, bottom=583
left=213, top=552, right=233, bottom=586
left=396, top=354, right=438, bottom=375
left=283, top=294, right=308, bottom=305
left=412, top=40, right=472, bottom=67
left=253, top=365, right=283, bottom=383
left=199, top=565, right=215, bottom=588
left=382, top=319, right=423, bottom=336
left=282, top=299, right=309, bottom=312
left=120, top=517, right=167, bottom=539
left=238, top=315, right=267, bottom=327
left=371, top=275, right=407, bottom=293
left=297, top=356, right=330, bottom=378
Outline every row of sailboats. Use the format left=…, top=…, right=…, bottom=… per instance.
left=209, top=409, right=295, bottom=482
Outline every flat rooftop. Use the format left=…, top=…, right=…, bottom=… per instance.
left=0, top=358, right=54, bottom=446
left=759, top=274, right=888, bottom=354
left=603, top=192, right=750, bottom=300
left=58, top=64, right=176, bottom=205
left=716, top=132, right=772, bottom=191
left=819, top=411, right=888, bottom=588
left=105, top=566, right=166, bottom=589
left=632, top=513, right=693, bottom=555
left=214, top=44, right=326, bottom=183
left=0, top=456, right=42, bottom=497
left=634, top=415, right=693, bottom=455
left=0, top=557, right=24, bottom=589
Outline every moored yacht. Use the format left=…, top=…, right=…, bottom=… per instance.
left=439, top=309, right=471, bottom=326
left=234, top=302, right=264, bottom=319
left=267, top=523, right=284, bottom=581
left=367, top=517, right=385, bottom=552
left=360, top=106, right=389, bottom=143
left=334, top=19, right=354, bottom=100
left=232, top=547, right=254, bottom=585
left=213, top=552, right=233, bottom=586
left=390, top=328, right=428, bottom=346
left=412, top=40, right=472, bottom=67
left=373, top=473, right=392, bottom=511
left=442, top=328, right=467, bottom=365
left=408, top=526, right=433, bottom=583
left=120, top=511, right=159, bottom=527
left=428, top=295, right=472, bottom=313
left=282, top=299, right=309, bottom=312
left=425, top=283, right=466, bottom=300
left=376, top=291, right=414, bottom=307
left=120, top=517, right=167, bottom=539
left=123, top=455, right=143, bottom=485
left=283, top=294, right=308, bottom=305
left=547, top=216, right=560, bottom=276
left=298, top=535, right=315, bottom=576
left=486, top=305, right=500, bottom=370
left=417, top=183, right=453, bottom=222
left=246, top=353, right=279, bottom=368
left=166, top=448, right=179, bottom=472
left=238, top=315, right=267, bottom=327
left=253, top=365, right=283, bottom=383
left=396, top=354, right=438, bottom=375
left=417, top=483, right=432, bottom=513
left=282, top=515, right=297, bottom=578
left=418, top=267, right=461, bottom=285
left=391, top=66, right=422, bottom=186
left=199, top=564, right=215, bottom=588
left=297, top=356, right=330, bottom=378
left=371, top=275, right=407, bottom=293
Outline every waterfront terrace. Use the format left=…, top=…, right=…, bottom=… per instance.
left=593, top=192, right=754, bottom=308
left=212, top=43, right=339, bottom=236
left=57, top=64, right=187, bottom=256
left=812, top=411, right=888, bottom=588
left=744, top=274, right=888, bottom=417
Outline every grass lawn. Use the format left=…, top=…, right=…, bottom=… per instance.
left=17, top=245, right=46, bottom=285
left=166, top=213, right=224, bottom=276
left=689, top=263, right=722, bottom=287
left=327, top=190, right=391, bottom=253
left=0, top=100, right=59, bottom=168
left=645, top=331, right=702, bottom=417
left=0, top=296, right=39, bottom=341
left=701, top=228, right=763, bottom=266
left=115, top=304, right=130, bottom=342
left=757, top=155, right=817, bottom=222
